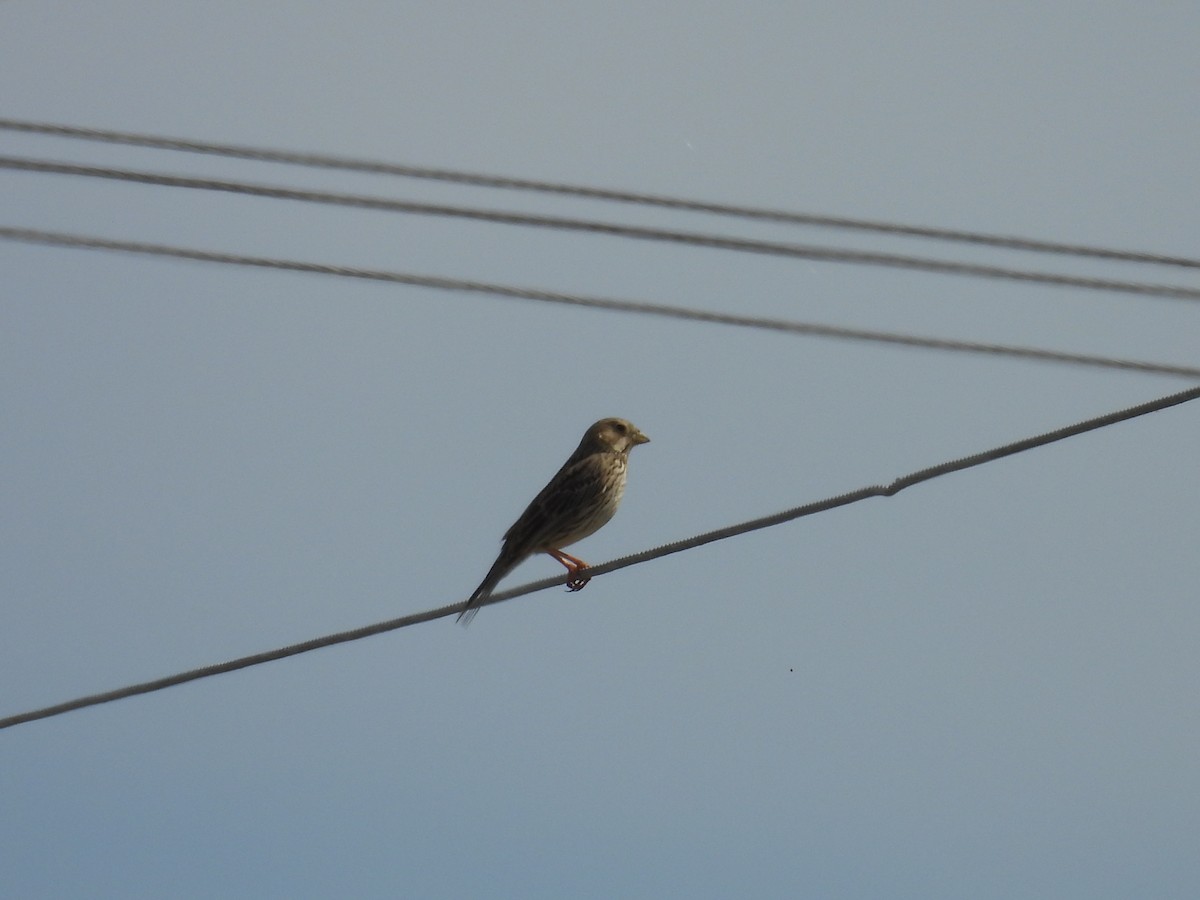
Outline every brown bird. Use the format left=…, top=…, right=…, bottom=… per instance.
left=458, top=417, right=650, bottom=624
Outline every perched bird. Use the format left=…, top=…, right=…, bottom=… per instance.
left=458, top=417, right=650, bottom=624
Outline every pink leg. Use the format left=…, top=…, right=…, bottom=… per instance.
left=546, top=548, right=591, bottom=591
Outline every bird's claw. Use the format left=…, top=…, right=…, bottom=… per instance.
left=565, top=570, right=591, bottom=592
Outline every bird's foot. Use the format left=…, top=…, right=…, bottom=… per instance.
left=547, top=548, right=592, bottom=591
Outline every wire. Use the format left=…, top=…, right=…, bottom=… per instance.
left=2, top=384, right=1196, bottom=730
left=3, top=226, right=1198, bottom=379
left=4, top=156, right=1200, bottom=301
left=3, top=117, right=1198, bottom=270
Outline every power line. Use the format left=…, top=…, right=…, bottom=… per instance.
left=2, top=383, right=1196, bottom=731
left=3, top=225, right=1198, bottom=379
left=4, top=156, right=1200, bottom=302
left=3, top=117, right=1198, bottom=270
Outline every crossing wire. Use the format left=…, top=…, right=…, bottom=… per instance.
left=3, top=117, right=1199, bottom=270
left=4, top=156, right=1200, bottom=302
left=2, top=383, right=1197, bottom=730
left=3, top=225, right=1198, bottom=379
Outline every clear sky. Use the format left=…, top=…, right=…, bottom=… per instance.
left=3, top=3, right=1198, bottom=898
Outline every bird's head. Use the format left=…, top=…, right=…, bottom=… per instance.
left=582, top=418, right=650, bottom=455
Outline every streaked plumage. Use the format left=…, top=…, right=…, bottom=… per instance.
left=458, top=417, right=650, bottom=624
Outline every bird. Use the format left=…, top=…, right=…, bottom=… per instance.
left=458, top=417, right=650, bottom=624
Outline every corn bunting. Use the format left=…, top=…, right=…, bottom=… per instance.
left=458, top=417, right=650, bottom=624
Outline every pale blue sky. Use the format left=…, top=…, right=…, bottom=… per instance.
left=3, top=3, right=1199, bottom=898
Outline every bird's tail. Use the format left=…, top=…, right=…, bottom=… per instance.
left=457, top=549, right=519, bottom=625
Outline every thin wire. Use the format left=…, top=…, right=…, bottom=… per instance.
left=2, top=384, right=1196, bottom=730
left=4, top=156, right=1200, bottom=302
left=3, top=118, right=1198, bottom=270
left=3, top=226, right=1198, bottom=379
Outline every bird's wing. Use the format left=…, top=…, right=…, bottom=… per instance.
left=502, top=454, right=604, bottom=547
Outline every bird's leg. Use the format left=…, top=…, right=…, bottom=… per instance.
left=546, top=548, right=591, bottom=592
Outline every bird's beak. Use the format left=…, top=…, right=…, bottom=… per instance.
left=634, top=431, right=650, bottom=445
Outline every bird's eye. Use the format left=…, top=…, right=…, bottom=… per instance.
left=612, top=421, right=627, bottom=434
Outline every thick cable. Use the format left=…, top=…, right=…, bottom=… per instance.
left=1, top=384, right=1197, bottom=730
